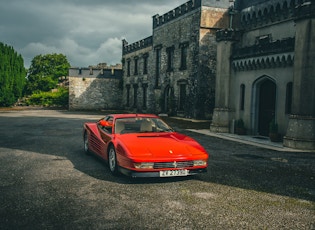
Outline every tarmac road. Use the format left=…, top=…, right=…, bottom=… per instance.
left=0, top=109, right=314, bottom=229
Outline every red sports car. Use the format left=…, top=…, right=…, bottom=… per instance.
left=83, top=114, right=209, bottom=177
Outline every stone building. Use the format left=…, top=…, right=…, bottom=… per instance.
left=210, top=0, right=315, bottom=150
left=68, top=64, right=123, bottom=110
left=122, top=0, right=231, bottom=119
left=67, top=0, right=314, bottom=150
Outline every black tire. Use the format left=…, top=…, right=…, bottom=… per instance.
left=108, top=145, right=119, bottom=175
left=83, top=132, right=90, bottom=155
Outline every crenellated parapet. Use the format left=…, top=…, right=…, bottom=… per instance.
left=240, top=0, right=297, bottom=29
left=152, top=0, right=202, bottom=29
left=69, top=66, right=122, bottom=79
left=232, top=54, right=294, bottom=71
left=231, top=37, right=295, bottom=71
left=122, top=36, right=153, bottom=55
left=239, top=0, right=315, bottom=29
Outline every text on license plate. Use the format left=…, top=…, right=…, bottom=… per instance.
left=160, top=169, right=188, bottom=177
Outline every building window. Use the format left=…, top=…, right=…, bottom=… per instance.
left=143, top=54, right=148, bottom=74
left=166, top=46, right=175, bottom=72
left=127, top=59, right=131, bottom=77
left=142, top=84, right=148, bottom=109
left=133, top=84, right=138, bottom=108
left=155, top=45, right=162, bottom=88
left=285, top=82, right=293, bottom=114
left=179, top=42, right=188, bottom=70
left=134, top=57, right=138, bottom=75
left=179, top=84, right=186, bottom=110
left=240, top=84, right=245, bottom=111
left=126, top=84, right=130, bottom=107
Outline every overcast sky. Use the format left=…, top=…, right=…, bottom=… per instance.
left=0, top=0, right=187, bottom=68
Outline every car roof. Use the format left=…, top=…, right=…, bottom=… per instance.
left=108, top=114, right=159, bottom=119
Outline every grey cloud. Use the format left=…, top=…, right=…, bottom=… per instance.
left=0, top=0, right=187, bottom=68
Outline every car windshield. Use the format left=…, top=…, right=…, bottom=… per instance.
left=114, top=117, right=173, bottom=134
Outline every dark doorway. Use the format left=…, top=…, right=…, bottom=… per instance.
left=258, top=79, right=276, bottom=136
left=164, top=86, right=174, bottom=114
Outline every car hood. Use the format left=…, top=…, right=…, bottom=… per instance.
left=116, top=132, right=206, bottom=160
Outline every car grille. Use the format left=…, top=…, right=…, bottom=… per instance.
left=154, top=161, right=194, bottom=169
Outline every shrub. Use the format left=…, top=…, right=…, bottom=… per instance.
left=26, top=87, right=68, bottom=107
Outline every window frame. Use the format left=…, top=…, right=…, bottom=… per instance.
left=166, top=46, right=175, bottom=72
left=154, top=45, right=162, bottom=88
left=179, top=42, right=189, bottom=70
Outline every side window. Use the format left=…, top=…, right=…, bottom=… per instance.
left=133, top=84, right=138, bottom=108
left=126, top=84, right=130, bottom=107
left=143, top=54, right=148, bottom=74
left=142, top=84, right=148, bottom=109
left=134, top=57, right=138, bottom=75
left=166, top=46, right=174, bottom=72
left=154, top=45, right=162, bottom=88
left=179, top=42, right=189, bottom=70
left=127, top=59, right=131, bottom=76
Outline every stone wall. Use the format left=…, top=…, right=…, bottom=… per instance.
left=68, top=67, right=123, bottom=110
left=122, top=0, right=230, bottom=118
left=152, top=7, right=201, bottom=117
left=211, top=0, right=315, bottom=150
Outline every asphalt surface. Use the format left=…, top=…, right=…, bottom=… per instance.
left=0, top=108, right=314, bottom=230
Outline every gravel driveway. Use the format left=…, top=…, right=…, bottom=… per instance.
left=0, top=108, right=314, bottom=229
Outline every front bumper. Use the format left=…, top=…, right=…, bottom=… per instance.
left=119, top=167, right=207, bottom=178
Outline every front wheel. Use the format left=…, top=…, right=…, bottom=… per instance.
left=108, top=146, right=119, bottom=175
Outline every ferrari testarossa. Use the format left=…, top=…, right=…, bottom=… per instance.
left=83, top=114, right=209, bottom=177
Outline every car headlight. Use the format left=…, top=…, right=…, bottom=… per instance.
left=134, top=162, right=154, bottom=169
left=193, top=160, right=207, bottom=166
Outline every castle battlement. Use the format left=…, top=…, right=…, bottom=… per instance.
left=122, top=0, right=231, bottom=55
left=152, top=0, right=201, bottom=29
left=69, top=66, right=122, bottom=79
left=122, top=36, right=153, bottom=55
left=152, top=0, right=231, bottom=29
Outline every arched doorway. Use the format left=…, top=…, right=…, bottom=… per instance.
left=257, top=78, right=276, bottom=136
left=164, top=85, right=174, bottom=114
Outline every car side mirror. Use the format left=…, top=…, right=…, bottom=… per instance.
left=99, top=120, right=112, bottom=127
left=99, top=120, right=113, bottom=133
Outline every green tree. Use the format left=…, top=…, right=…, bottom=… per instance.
left=0, top=42, right=26, bottom=107
left=25, top=53, right=70, bottom=94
